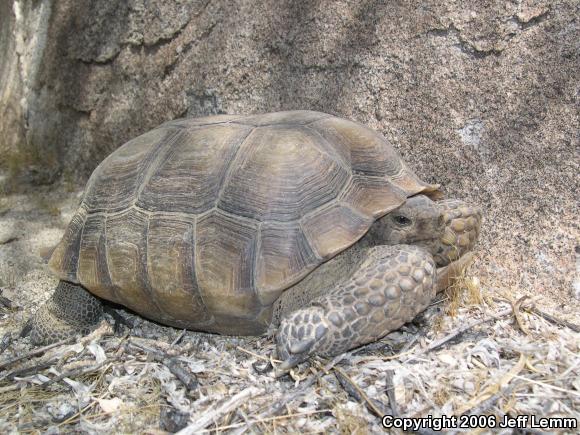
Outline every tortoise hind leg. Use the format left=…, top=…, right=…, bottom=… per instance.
left=27, top=281, right=103, bottom=345
left=275, top=245, right=437, bottom=373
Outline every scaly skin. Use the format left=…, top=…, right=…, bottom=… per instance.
left=275, top=199, right=482, bottom=374
left=434, top=199, right=482, bottom=266
left=276, top=245, right=436, bottom=372
left=28, top=281, right=103, bottom=345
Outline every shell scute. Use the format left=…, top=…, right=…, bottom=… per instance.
left=195, top=210, right=260, bottom=319
left=256, top=223, right=319, bottom=305
left=83, top=128, right=172, bottom=212
left=76, top=213, right=113, bottom=300
left=341, top=175, right=407, bottom=218
left=49, top=206, right=87, bottom=282
left=147, top=214, right=212, bottom=327
left=104, top=208, right=159, bottom=317
left=217, top=125, right=350, bottom=222
left=301, top=203, right=373, bottom=259
left=309, top=117, right=402, bottom=177
left=137, top=124, right=252, bottom=214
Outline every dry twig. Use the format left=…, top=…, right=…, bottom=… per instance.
left=0, top=337, right=74, bottom=371
left=527, top=306, right=580, bottom=333
left=41, top=360, right=112, bottom=389
left=171, top=329, right=187, bottom=347
left=0, top=333, right=11, bottom=355
left=129, top=341, right=198, bottom=391
left=384, top=369, right=399, bottom=416
left=260, top=354, right=346, bottom=419
left=236, top=345, right=279, bottom=363
left=405, top=307, right=513, bottom=362
left=177, top=386, right=262, bottom=434
left=199, top=409, right=332, bottom=433
left=460, top=382, right=519, bottom=417
left=493, top=295, right=580, bottom=332
left=333, top=366, right=387, bottom=417
left=4, top=360, right=55, bottom=381
left=0, top=294, right=13, bottom=309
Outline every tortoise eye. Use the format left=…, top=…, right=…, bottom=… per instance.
left=393, top=215, right=412, bottom=226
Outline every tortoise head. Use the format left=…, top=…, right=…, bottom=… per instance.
left=374, top=194, right=445, bottom=251
left=365, top=195, right=482, bottom=266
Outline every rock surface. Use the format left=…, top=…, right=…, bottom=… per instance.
left=0, top=0, right=578, bottom=315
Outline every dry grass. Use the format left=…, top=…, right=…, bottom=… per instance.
left=445, top=271, right=484, bottom=317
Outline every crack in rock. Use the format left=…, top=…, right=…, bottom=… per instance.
left=426, top=7, right=550, bottom=59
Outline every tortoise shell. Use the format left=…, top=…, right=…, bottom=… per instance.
left=49, top=111, right=440, bottom=335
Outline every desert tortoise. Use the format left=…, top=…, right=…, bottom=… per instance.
left=29, top=110, right=481, bottom=372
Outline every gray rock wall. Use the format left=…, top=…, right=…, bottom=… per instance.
left=1, top=0, right=54, bottom=184
left=0, top=0, right=578, bottom=312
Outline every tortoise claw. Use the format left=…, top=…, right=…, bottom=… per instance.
left=274, top=355, right=305, bottom=377
left=275, top=307, right=328, bottom=376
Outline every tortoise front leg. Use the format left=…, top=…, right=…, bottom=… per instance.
left=275, top=245, right=437, bottom=373
left=26, top=281, right=104, bottom=345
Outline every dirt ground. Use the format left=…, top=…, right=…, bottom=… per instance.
left=0, top=181, right=578, bottom=434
